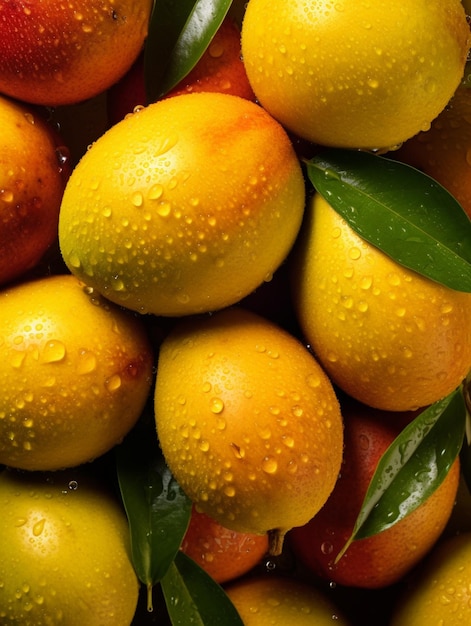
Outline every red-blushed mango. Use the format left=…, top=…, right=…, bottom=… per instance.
left=289, top=400, right=460, bottom=589
left=0, top=0, right=152, bottom=106
left=154, top=307, right=343, bottom=555
left=59, top=92, right=305, bottom=317
left=107, top=16, right=255, bottom=126
left=181, top=506, right=268, bottom=584
left=0, top=95, right=70, bottom=287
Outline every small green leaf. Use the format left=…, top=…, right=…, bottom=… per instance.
left=305, top=148, right=471, bottom=292
left=161, top=551, right=244, bottom=626
left=144, top=0, right=233, bottom=103
left=337, top=388, right=466, bottom=561
left=116, top=409, right=192, bottom=601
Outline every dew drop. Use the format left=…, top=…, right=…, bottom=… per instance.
left=10, top=351, right=26, bottom=369
left=157, top=201, right=171, bottom=217
left=261, top=457, right=278, bottom=474
left=42, top=340, right=66, bottom=363
left=348, top=247, right=361, bottom=260
left=132, top=192, right=143, bottom=207
left=106, top=374, right=122, bottom=392
left=148, top=184, right=163, bottom=200
left=210, top=397, right=224, bottom=414
left=321, top=541, right=334, bottom=555
left=32, top=518, right=46, bottom=537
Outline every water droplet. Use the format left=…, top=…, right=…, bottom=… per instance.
left=32, top=518, right=46, bottom=536
left=199, top=440, right=209, bottom=452
left=148, top=183, right=163, bottom=200
left=68, top=480, right=78, bottom=490
left=132, top=191, right=143, bottom=207
left=348, top=247, right=361, bottom=260
left=282, top=435, right=295, bottom=448
left=265, top=559, right=277, bottom=572
left=210, top=397, right=224, bottom=414
left=224, top=485, right=236, bottom=497
left=106, top=374, right=122, bottom=392
left=10, top=350, right=26, bottom=369
left=42, top=340, right=66, bottom=363
left=76, top=350, right=97, bottom=374
left=321, top=541, right=334, bottom=555
left=261, top=457, right=278, bottom=474
left=323, top=168, right=341, bottom=181
left=14, top=517, right=27, bottom=527
left=156, top=201, right=171, bottom=217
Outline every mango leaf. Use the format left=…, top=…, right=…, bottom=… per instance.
left=306, top=149, right=471, bottom=292
left=116, top=408, right=192, bottom=610
left=144, top=0, right=233, bottom=103
left=161, top=551, right=243, bottom=625
left=336, top=388, right=466, bottom=562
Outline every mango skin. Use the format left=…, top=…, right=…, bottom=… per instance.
left=0, top=468, right=139, bottom=626
left=292, top=193, right=471, bottom=411
left=0, top=274, right=154, bottom=471
left=155, top=307, right=343, bottom=545
left=59, top=92, right=305, bottom=317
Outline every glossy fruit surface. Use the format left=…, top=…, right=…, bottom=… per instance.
left=390, top=531, right=471, bottom=625
left=0, top=274, right=153, bottom=470
left=181, top=506, right=268, bottom=584
left=0, top=0, right=152, bottom=106
left=0, top=467, right=139, bottom=625
left=59, top=92, right=305, bottom=317
left=289, top=400, right=460, bottom=588
left=155, top=307, right=343, bottom=553
left=241, top=0, right=470, bottom=149
left=0, top=95, right=69, bottom=287
left=226, top=576, right=351, bottom=625
left=395, top=84, right=471, bottom=219
left=292, top=193, right=471, bottom=411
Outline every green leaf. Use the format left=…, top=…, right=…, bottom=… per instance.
left=305, top=148, right=471, bottom=292
left=161, top=551, right=244, bottom=626
left=336, top=388, right=467, bottom=562
left=116, top=409, right=192, bottom=606
left=144, top=0, right=233, bottom=103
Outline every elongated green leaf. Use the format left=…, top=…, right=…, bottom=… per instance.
left=337, top=388, right=467, bottom=562
left=306, top=149, right=471, bottom=292
left=161, top=551, right=243, bottom=626
left=116, top=409, right=192, bottom=600
left=144, top=0, right=233, bottom=103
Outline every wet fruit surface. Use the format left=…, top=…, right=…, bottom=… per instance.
left=0, top=467, right=139, bottom=625
left=59, top=92, right=305, bottom=316
left=0, top=95, right=69, bottom=287
left=289, top=400, right=460, bottom=588
left=292, top=193, right=471, bottom=411
left=241, top=0, right=470, bottom=149
left=155, top=307, right=343, bottom=552
left=0, top=274, right=153, bottom=470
